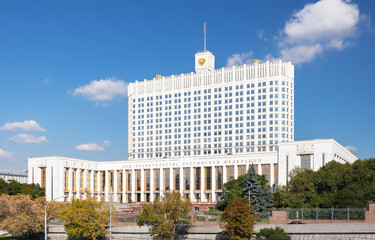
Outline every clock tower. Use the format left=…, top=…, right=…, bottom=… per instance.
left=195, top=50, right=215, bottom=72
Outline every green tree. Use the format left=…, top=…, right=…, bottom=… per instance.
left=59, top=195, right=110, bottom=240
left=6, top=181, right=22, bottom=195
left=137, top=191, right=192, bottom=240
left=216, top=176, right=244, bottom=211
left=0, top=178, right=8, bottom=194
left=242, top=166, right=273, bottom=212
left=256, top=226, right=291, bottom=240
left=221, top=197, right=256, bottom=240
left=20, top=183, right=45, bottom=199
left=273, top=158, right=375, bottom=208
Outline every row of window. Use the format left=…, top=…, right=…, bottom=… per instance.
left=133, top=80, right=293, bottom=103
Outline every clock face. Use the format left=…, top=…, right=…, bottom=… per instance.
left=198, top=58, right=205, bottom=66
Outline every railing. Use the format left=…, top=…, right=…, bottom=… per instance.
left=285, top=208, right=367, bottom=221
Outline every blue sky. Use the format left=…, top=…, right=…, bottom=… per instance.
left=0, top=0, right=374, bottom=171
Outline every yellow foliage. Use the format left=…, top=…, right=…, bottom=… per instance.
left=0, top=194, right=45, bottom=237
left=59, top=195, right=110, bottom=240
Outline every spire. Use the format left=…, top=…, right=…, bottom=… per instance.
left=203, top=22, right=206, bottom=51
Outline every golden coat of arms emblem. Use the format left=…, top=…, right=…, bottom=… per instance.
left=198, top=58, right=205, bottom=66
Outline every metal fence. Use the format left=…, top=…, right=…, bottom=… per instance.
left=113, top=207, right=367, bottom=224
left=285, top=208, right=367, bottom=221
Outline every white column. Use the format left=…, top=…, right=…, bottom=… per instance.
left=223, top=165, right=227, bottom=184
left=105, top=170, right=109, bottom=202
left=170, top=167, right=174, bottom=192
left=122, top=169, right=126, bottom=203
left=131, top=169, right=135, bottom=202
left=190, top=167, right=194, bottom=202
left=91, top=170, right=94, bottom=198
left=140, top=169, right=144, bottom=202
left=150, top=169, right=154, bottom=202
left=160, top=168, right=164, bottom=197
left=234, top=164, right=238, bottom=179
left=179, top=167, right=183, bottom=196
left=76, top=168, right=80, bottom=198
left=114, top=170, right=118, bottom=203
left=258, top=164, right=262, bottom=175
left=211, top=166, right=216, bottom=202
left=270, top=164, right=274, bottom=187
left=68, top=168, right=72, bottom=201
left=200, top=166, right=205, bottom=202
left=97, top=171, right=101, bottom=201
left=83, top=169, right=87, bottom=199
left=246, top=164, right=249, bottom=173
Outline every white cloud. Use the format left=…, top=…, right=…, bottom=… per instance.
left=75, top=143, right=105, bottom=152
left=226, top=51, right=253, bottom=67
left=280, top=0, right=360, bottom=64
left=72, top=78, right=128, bottom=102
left=75, top=140, right=111, bottom=152
left=258, top=30, right=264, bottom=39
left=257, top=30, right=267, bottom=41
left=0, top=120, right=46, bottom=132
left=102, top=140, right=111, bottom=147
left=345, top=145, right=358, bottom=153
left=0, top=148, right=17, bottom=162
left=8, top=134, right=48, bottom=144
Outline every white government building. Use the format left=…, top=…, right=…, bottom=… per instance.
left=28, top=50, right=357, bottom=203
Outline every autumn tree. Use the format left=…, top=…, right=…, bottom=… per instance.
left=59, top=195, right=110, bottom=240
left=137, top=191, right=192, bottom=240
left=0, top=194, right=44, bottom=238
left=0, top=194, right=65, bottom=238
left=221, top=197, right=257, bottom=240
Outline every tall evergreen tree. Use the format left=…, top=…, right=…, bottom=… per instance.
left=242, top=165, right=273, bottom=212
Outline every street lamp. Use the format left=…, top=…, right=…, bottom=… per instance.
left=45, top=195, right=67, bottom=240
left=107, top=188, right=113, bottom=240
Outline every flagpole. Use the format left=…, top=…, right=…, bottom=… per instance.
left=204, top=22, right=206, bottom=51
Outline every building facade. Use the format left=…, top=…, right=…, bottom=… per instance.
left=28, top=51, right=358, bottom=203
left=128, top=51, right=294, bottom=160
left=0, top=169, right=28, bottom=184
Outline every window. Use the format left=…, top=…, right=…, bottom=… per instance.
left=184, top=168, right=190, bottom=191
left=205, top=167, right=212, bottom=190
left=117, top=170, right=123, bottom=192
left=164, top=168, right=170, bottom=191
left=273, top=163, right=278, bottom=185
left=126, top=170, right=132, bottom=192
left=154, top=169, right=160, bottom=191
left=174, top=168, right=180, bottom=191
left=64, top=168, right=69, bottom=192
left=100, top=171, right=105, bottom=192
left=135, top=169, right=141, bottom=192
left=261, top=164, right=270, bottom=185
left=301, top=154, right=311, bottom=171
left=144, top=169, right=150, bottom=191
left=238, top=165, right=246, bottom=177
left=87, top=170, right=92, bottom=192
left=41, top=167, right=46, bottom=190
left=226, top=166, right=234, bottom=181
left=195, top=167, right=201, bottom=191
left=216, top=166, right=223, bottom=190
